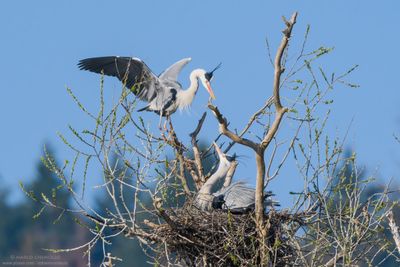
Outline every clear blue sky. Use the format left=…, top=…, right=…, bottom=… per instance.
left=1, top=1, right=399, bottom=206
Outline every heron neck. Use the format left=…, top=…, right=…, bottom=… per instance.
left=198, top=159, right=231, bottom=194
left=177, top=69, right=202, bottom=109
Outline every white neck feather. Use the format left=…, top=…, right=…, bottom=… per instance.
left=198, top=158, right=231, bottom=194
left=177, top=69, right=205, bottom=110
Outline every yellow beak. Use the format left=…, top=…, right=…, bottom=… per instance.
left=206, top=81, right=216, bottom=100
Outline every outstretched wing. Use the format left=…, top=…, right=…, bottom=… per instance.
left=78, top=56, right=160, bottom=102
left=159, top=58, right=191, bottom=82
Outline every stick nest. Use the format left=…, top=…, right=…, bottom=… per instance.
left=145, top=201, right=307, bottom=266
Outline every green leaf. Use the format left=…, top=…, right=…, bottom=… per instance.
left=33, top=206, right=46, bottom=219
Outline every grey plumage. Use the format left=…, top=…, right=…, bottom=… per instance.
left=78, top=57, right=158, bottom=101
left=159, top=58, right=192, bottom=81
left=195, top=143, right=279, bottom=214
left=194, top=142, right=232, bottom=211
left=212, top=182, right=279, bottom=214
left=78, top=56, right=217, bottom=117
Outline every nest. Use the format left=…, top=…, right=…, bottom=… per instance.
left=144, top=201, right=306, bottom=266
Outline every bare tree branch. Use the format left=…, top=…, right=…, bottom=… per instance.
left=222, top=160, right=238, bottom=189
left=165, top=120, right=191, bottom=195
left=261, top=12, right=297, bottom=149
left=208, top=104, right=258, bottom=151
left=387, top=210, right=400, bottom=255
left=190, top=112, right=207, bottom=186
left=223, top=96, right=275, bottom=154
left=207, top=13, right=298, bottom=251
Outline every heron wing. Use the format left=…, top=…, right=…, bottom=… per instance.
left=150, top=88, right=178, bottom=114
left=158, top=58, right=191, bottom=82
left=213, top=181, right=279, bottom=213
left=214, top=182, right=256, bottom=210
left=78, top=56, right=160, bottom=102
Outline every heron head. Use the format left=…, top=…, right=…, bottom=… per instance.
left=205, top=62, right=222, bottom=82
left=199, top=63, right=221, bottom=100
left=212, top=195, right=225, bottom=209
left=226, top=153, right=237, bottom=162
left=213, top=142, right=237, bottom=164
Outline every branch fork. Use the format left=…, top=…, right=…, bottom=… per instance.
left=208, top=12, right=298, bottom=238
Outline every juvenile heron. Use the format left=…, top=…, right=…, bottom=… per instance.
left=78, top=57, right=220, bottom=117
left=195, top=143, right=279, bottom=213
left=195, top=142, right=232, bottom=211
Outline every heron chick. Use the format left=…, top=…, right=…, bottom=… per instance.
left=195, top=143, right=279, bottom=214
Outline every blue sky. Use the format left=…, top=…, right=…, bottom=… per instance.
left=1, top=1, right=400, bottom=206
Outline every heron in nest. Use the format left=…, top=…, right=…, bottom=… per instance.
left=195, top=143, right=279, bottom=214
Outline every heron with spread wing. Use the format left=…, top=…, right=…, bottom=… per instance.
left=78, top=57, right=220, bottom=119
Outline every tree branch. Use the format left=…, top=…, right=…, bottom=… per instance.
left=255, top=13, right=297, bottom=237
left=387, top=210, right=400, bottom=255
left=224, top=96, right=274, bottom=154
left=166, top=120, right=191, bottom=195
left=189, top=112, right=207, bottom=186
left=153, top=197, right=178, bottom=229
left=207, top=14, right=298, bottom=259
left=260, top=108, right=287, bottom=149
left=221, top=160, right=238, bottom=189
left=208, top=104, right=258, bottom=151
left=273, top=12, right=297, bottom=110
left=260, top=13, right=297, bottom=149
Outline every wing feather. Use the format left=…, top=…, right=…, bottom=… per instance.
left=78, top=56, right=160, bottom=102
left=214, top=182, right=255, bottom=209
left=214, top=181, right=279, bottom=211
left=158, top=58, right=191, bottom=81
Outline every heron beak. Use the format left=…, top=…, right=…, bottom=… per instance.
left=206, top=81, right=216, bottom=100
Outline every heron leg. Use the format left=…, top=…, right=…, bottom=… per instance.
left=158, top=112, right=163, bottom=130
left=164, top=115, right=170, bottom=131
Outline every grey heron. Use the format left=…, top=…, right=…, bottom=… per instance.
left=195, top=142, right=233, bottom=211
left=195, top=143, right=279, bottom=213
left=78, top=57, right=220, bottom=117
